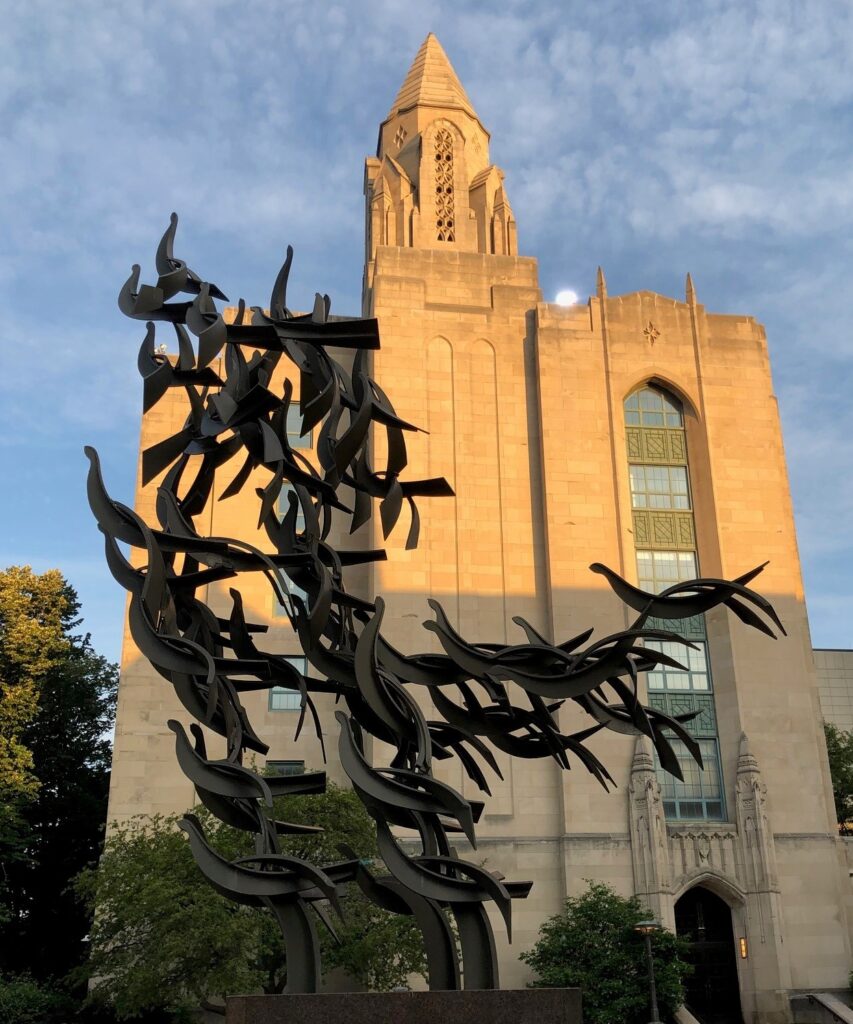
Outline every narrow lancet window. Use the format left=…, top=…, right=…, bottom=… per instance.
left=625, top=385, right=725, bottom=820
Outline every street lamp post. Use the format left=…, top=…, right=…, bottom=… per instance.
left=634, top=919, right=662, bottom=1024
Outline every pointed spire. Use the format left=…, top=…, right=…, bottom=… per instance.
left=596, top=266, right=607, bottom=300
left=737, top=731, right=760, bottom=775
left=631, top=733, right=655, bottom=774
left=388, top=34, right=477, bottom=120
left=685, top=272, right=696, bottom=305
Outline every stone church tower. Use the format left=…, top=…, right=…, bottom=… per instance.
left=364, top=34, right=517, bottom=265
left=107, top=34, right=852, bottom=1023
left=360, top=33, right=852, bottom=1021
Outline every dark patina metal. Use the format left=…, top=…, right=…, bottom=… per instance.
left=87, top=215, right=783, bottom=993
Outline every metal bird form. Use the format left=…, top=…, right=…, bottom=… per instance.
left=87, top=214, right=783, bottom=993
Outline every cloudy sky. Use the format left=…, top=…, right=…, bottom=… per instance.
left=1, top=0, right=851, bottom=663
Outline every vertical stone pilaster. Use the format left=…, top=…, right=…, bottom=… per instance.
left=735, top=733, right=792, bottom=1021
left=736, top=733, right=780, bottom=895
left=629, top=735, right=674, bottom=928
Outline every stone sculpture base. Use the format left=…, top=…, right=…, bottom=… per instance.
left=225, top=988, right=583, bottom=1024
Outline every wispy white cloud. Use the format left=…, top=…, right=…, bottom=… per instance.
left=0, top=0, right=850, bottom=651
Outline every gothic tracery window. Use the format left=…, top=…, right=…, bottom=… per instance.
left=434, top=129, right=455, bottom=242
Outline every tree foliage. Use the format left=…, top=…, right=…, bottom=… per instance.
left=74, top=812, right=259, bottom=1020
left=0, top=566, right=74, bottom=820
left=75, top=784, right=427, bottom=1019
left=0, top=566, right=117, bottom=991
left=520, top=882, right=691, bottom=1024
left=0, top=972, right=69, bottom=1024
left=825, top=722, right=853, bottom=834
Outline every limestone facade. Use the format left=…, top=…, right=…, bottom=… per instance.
left=107, top=33, right=852, bottom=1023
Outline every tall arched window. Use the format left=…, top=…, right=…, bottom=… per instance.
left=625, top=385, right=724, bottom=821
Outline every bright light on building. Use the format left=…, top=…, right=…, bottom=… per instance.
left=555, top=289, right=579, bottom=306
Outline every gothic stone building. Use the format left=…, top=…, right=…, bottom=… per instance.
left=107, top=35, right=852, bottom=1024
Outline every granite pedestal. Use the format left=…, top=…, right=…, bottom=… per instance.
left=226, top=989, right=582, bottom=1024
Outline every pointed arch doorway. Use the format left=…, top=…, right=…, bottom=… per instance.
left=675, top=886, right=743, bottom=1024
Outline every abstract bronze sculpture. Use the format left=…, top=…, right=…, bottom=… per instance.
left=87, top=215, right=784, bottom=993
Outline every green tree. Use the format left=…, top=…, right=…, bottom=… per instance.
left=520, top=881, right=691, bottom=1024
left=824, top=722, right=853, bottom=834
left=75, top=784, right=427, bottom=1019
left=0, top=566, right=75, bottom=831
left=0, top=972, right=69, bottom=1024
left=0, top=567, right=117, bottom=997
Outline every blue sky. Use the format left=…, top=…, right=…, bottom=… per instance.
left=1, top=0, right=851, bottom=663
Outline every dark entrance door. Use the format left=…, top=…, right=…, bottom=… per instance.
left=674, top=887, right=743, bottom=1024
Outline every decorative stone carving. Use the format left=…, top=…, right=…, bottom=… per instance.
left=627, top=733, right=793, bottom=1022
left=669, top=827, right=741, bottom=885
left=644, top=321, right=661, bottom=345
left=735, top=732, right=780, bottom=895
left=434, top=128, right=455, bottom=242
left=629, top=735, right=673, bottom=926
left=631, top=508, right=695, bottom=550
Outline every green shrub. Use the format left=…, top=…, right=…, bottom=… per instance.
left=0, top=973, right=67, bottom=1024
left=520, top=881, right=691, bottom=1024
